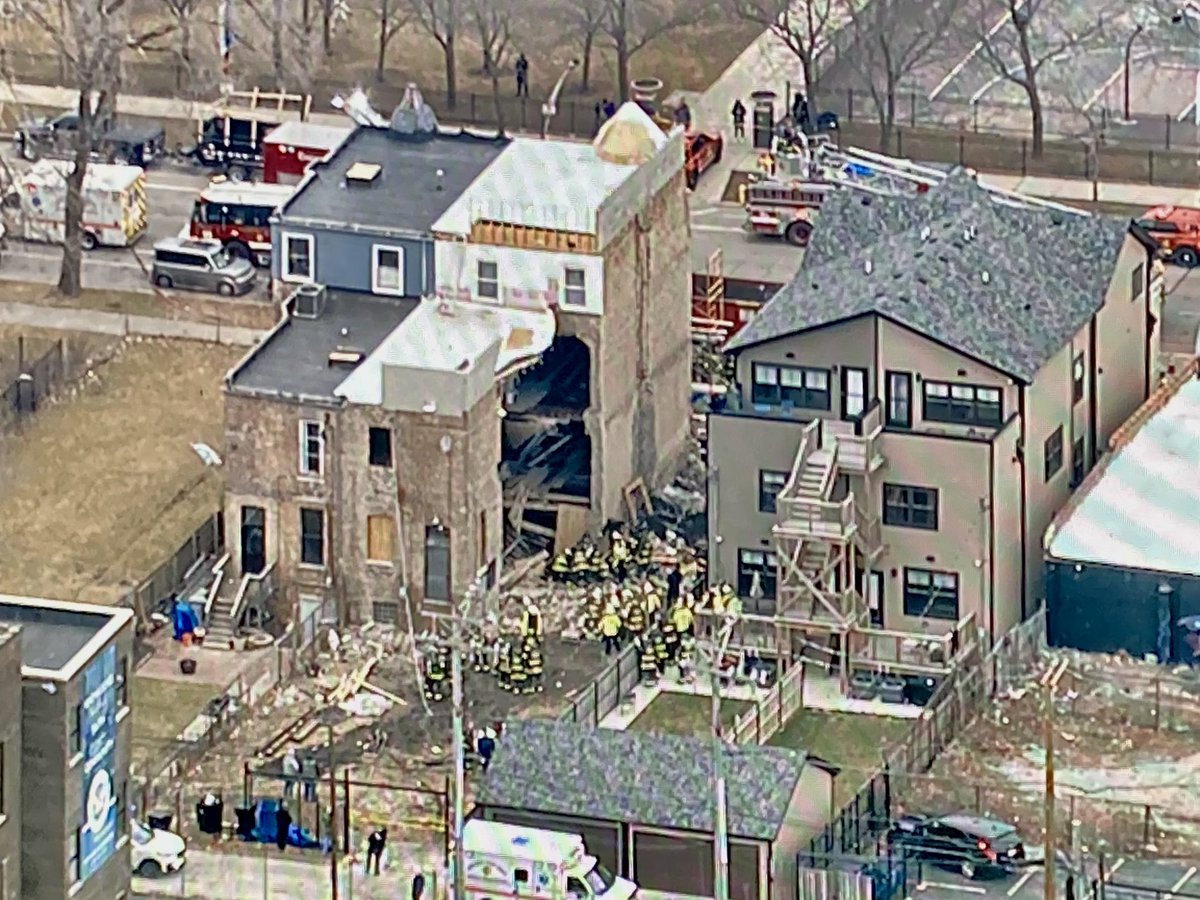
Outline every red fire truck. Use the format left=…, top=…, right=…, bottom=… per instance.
left=1134, top=205, right=1200, bottom=267
left=189, top=179, right=295, bottom=267
left=261, top=121, right=352, bottom=184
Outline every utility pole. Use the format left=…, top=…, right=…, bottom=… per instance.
left=451, top=593, right=466, bottom=900
left=708, top=610, right=737, bottom=900
left=1041, top=658, right=1069, bottom=900
left=327, top=720, right=339, bottom=900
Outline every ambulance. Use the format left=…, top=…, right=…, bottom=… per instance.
left=4, top=159, right=147, bottom=250
left=461, top=819, right=639, bottom=899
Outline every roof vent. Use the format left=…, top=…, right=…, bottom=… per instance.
left=390, top=83, right=440, bottom=135
left=962, top=228, right=973, bottom=242
left=981, top=270, right=991, bottom=284
left=346, top=161, right=382, bottom=183
left=292, top=283, right=327, bottom=319
left=920, top=225, right=931, bottom=241
left=863, top=259, right=873, bottom=275
left=329, top=347, right=365, bottom=366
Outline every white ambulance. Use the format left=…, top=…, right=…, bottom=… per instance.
left=461, top=819, right=639, bottom=900
left=5, top=159, right=148, bottom=250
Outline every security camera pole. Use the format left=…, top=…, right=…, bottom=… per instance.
left=708, top=607, right=738, bottom=900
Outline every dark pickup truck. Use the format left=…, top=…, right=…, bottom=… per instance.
left=14, top=112, right=167, bottom=167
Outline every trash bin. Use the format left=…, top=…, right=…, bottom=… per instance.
left=751, top=91, right=777, bottom=150
left=195, top=795, right=224, bottom=835
left=147, top=813, right=173, bottom=832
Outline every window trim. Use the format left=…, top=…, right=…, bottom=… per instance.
left=885, top=371, right=912, bottom=428
left=368, top=426, right=393, bottom=468
left=882, top=482, right=939, bottom=531
left=476, top=259, right=499, bottom=302
left=298, top=420, right=324, bottom=478
left=299, top=507, right=327, bottom=569
left=1072, top=353, right=1085, bottom=405
left=370, top=243, right=405, bottom=296
left=902, top=567, right=960, bottom=621
left=758, top=469, right=788, bottom=514
left=366, top=514, right=396, bottom=567
left=750, top=362, right=831, bottom=411
left=280, top=232, right=315, bottom=283
left=736, top=548, right=778, bottom=614
left=1044, top=425, right=1064, bottom=483
left=921, top=380, right=1003, bottom=427
left=562, top=266, right=587, bottom=307
left=841, top=367, right=868, bottom=420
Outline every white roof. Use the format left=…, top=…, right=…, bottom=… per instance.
left=263, top=120, right=352, bottom=151
left=200, top=181, right=295, bottom=207
left=1046, top=374, right=1200, bottom=577
left=462, top=819, right=583, bottom=863
left=27, top=159, right=143, bottom=191
left=334, top=299, right=555, bottom=404
left=432, top=102, right=668, bottom=236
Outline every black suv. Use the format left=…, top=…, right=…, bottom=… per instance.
left=14, top=112, right=166, bottom=167
left=889, top=814, right=1026, bottom=879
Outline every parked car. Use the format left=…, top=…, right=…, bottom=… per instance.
left=888, top=813, right=1025, bottom=879
left=151, top=236, right=257, bottom=296
left=14, top=111, right=166, bottom=167
left=131, top=819, right=186, bottom=877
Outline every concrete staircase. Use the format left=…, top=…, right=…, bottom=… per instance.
left=205, top=589, right=239, bottom=647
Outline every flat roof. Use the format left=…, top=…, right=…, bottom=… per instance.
left=0, top=595, right=133, bottom=679
left=227, top=291, right=419, bottom=401
left=262, top=120, right=351, bottom=150
left=279, top=125, right=510, bottom=236
left=1046, top=371, right=1200, bottom=577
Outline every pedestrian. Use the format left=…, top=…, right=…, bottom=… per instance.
left=793, top=92, right=810, bottom=132
left=366, top=826, right=388, bottom=875
left=281, top=747, right=300, bottom=801
left=478, top=727, right=496, bottom=770
left=274, top=803, right=292, bottom=851
left=515, top=53, right=529, bottom=97
left=731, top=99, right=746, bottom=139
left=411, top=866, right=427, bottom=900
left=674, top=99, right=692, bottom=130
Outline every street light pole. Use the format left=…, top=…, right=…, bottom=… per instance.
left=709, top=612, right=736, bottom=900
left=1123, top=25, right=1143, bottom=121
left=451, top=595, right=467, bottom=900
left=541, top=59, right=579, bottom=138
left=328, top=721, right=339, bottom=900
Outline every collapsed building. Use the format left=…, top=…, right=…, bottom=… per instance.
left=217, top=89, right=692, bottom=629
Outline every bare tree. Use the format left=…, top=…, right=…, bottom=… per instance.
left=159, top=0, right=203, bottom=94
left=846, top=0, right=960, bottom=152
left=469, top=0, right=513, bottom=131
left=598, top=0, right=693, bottom=102
left=375, top=0, right=410, bottom=80
left=407, top=0, right=460, bottom=106
left=965, top=0, right=1117, bottom=158
left=724, top=0, right=846, bottom=112
left=16, top=0, right=173, bottom=296
left=563, top=0, right=605, bottom=93
left=239, top=0, right=319, bottom=88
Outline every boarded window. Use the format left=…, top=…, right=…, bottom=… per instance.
left=367, top=515, right=395, bottom=563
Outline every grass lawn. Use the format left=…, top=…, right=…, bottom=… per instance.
left=627, top=692, right=753, bottom=738
left=771, top=710, right=912, bottom=806
left=131, top=676, right=227, bottom=772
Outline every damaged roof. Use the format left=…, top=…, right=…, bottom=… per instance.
left=728, top=170, right=1131, bottom=383
left=476, top=719, right=816, bottom=840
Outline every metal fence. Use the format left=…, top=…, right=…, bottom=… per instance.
left=120, top=511, right=225, bottom=624
left=557, top=643, right=640, bottom=727
left=0, top=339, right=65, bottom=426
left=798, top=851, right=909, bottom=900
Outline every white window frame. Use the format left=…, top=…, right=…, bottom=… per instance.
left=298, top=419, right=324, bottom=478
left=281, top=232, right=315, bottom=283
left=371, top=244, right=405, bottom=296
left=562, top=266, right=587, bottom=307
left=476, top=259, right=499, bottom=301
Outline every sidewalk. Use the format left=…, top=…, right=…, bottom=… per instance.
left=0, top=300, right=263, bottom=346
left=133, top=844, right=442, bottom=900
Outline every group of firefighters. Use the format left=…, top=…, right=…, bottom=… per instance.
left=420, top=601, right=549, bottom=702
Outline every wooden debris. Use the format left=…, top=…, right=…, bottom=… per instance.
left=362, top=681, right=407, bottom=706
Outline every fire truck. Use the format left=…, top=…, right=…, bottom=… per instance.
left=1134, top=206, right=1200, bottom=267
left=261, top=121, right=351, bottom=184
left=186, top=88, right=312, bottom=179
left=189, top=178, right=295, bottom=267
left=630, top=78, right=723, bottom=190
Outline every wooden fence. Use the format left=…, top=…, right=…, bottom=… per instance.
left=730, top=661, right=806, bottom=745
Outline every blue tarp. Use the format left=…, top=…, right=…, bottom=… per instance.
left=172, top=599, right=200, bottom=641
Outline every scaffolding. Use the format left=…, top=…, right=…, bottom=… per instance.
left=691, top=249, right=727, bottom=340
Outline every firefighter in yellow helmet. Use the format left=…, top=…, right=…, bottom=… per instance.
left=524, top=636, right=544, bottom=693
left=670, top=598, right=695, bottom=641
left=637, top=634, right=659, bottom=686
left=520, top=599, right=543, bottom=641
left=610, top=530, right=630, bottom=583
left=599, top=604, right=623, bottom=656
left=508, top=641, right=529, bottom=694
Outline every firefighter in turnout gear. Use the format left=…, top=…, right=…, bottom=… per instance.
left=600, top=605, right=623, bottom=655
left=670, top=599, right=695, bottom=640
left=610, top=531, right=630, bottom=582
left=651, top=626, right=669, bottom=675
left=508, top=642, right=529, bottom=694
left=642, top=581, right=663, bottom=622
left=550, top=550, right=571, bottom=582
left=423, top=647, right=447, bottom=702
left=623, top=594, right=647, bottom=638
left=662, top=615, right=679, bottom=662
left=570, top=547, right=590, bottom=583
left=637, top=635, right=659, bottom=686
left=524, top=637, right=544, bottom=693
left=496, top=641, right=513, bottom=692
left=520, top=599, right=543, bottom=640
left=677, top=634, right=697, bottom=684
left=469, top=635, right=488, bottom=673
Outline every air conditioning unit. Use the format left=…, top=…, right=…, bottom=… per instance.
left=293, top=283, right=327, bottom=319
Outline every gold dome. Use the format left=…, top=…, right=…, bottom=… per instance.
left=593, top=102, right=668, bottom=165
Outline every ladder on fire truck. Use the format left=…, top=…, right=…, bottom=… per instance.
left=218, top=87, right=313, bottom=122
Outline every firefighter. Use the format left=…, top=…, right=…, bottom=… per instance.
left=570, top=546, right=589, bottom=584
left=635, top=532, right=654, bottom=570
left=637, top=635, right=659, bottom=686
left=550, top=549, right=571, bottom=582
left=642, top=581, right=662, bottom=622
left=508, top=642, right=529, bottom=695
left=624, top=592, right=646, bottom=638
left=610, top=531, right=630, bottom=583
left=757, top=151, right=776, bottom=178
left=651, top=625, right=669, bottom=675
left=583, top=586, right=605, bottom=638
left=662, top=614, right=679, bottom=662
left=671, top=598, right=695, bottom=641
left=678, top=634, right=697, bottom=684
left=469, top=634, right=487, bottom=673
left=521, top=599, right=543, bottom=641
left=496, top=640, right=512, bottom=692
left=599, top=605, right=623, bottom=655
left=525, top=637, right=544, bottom=693
left=424, top=647, right=447, bottom=702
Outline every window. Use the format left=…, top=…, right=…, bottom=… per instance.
left=750, top=363, right=831, bottom=410
left=281, top=232, right=314, bottom=282
left=372, top=245, right=405, bottom=295
left=562, top=267, right=587, bottom=307
left=885, top=371, right=912, bottom=428
left=1044, top=426, right=1064, bottom=482
left=1131, top=262, right=1145, bottom=300
left=425, top=525, right=451, bottom=601
left=1072, top=354, right=1085, bottom=405
left=298, top=420, right=323, bottom=477
left=841, top=367, right=867, bottom=420
left=367, top=514, right=395, bottom=564
left=737, top=549, right=777, bottom=613
left=300, top=508, right=326, bottom=567
left=903, top=568, right=960, bottom=620
left=922, top=381, right=1003, bottom=427
left=68, top=826, right=80, bottom=885
left=883, top=483, right=939, bottom=530
left=1071, top=436, right=1086, bottom=487
left=477, top=260, right=499, bottom=300
left=758, top=470, right=788, bottom=514
left=69, top=704, right=81, bottom=756
left=116, top=655, right=129, bottom=708
left=372, top=601, right=400, bottom=625
left=368, top=426, right=392, bottom=467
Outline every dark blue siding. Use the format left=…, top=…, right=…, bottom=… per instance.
left=270, top=221, right=435, bottom=296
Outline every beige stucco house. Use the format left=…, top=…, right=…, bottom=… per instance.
left=708, top=171, right=1161, bottom=658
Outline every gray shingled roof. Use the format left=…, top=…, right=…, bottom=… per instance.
left=727, top=170, right=1131, bottom=383
left=476, top=719, right=810, bottom=841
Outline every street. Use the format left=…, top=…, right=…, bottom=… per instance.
left=914, top=859, right=1199, bottom=900
left=690, top=198, right=805, bottom=286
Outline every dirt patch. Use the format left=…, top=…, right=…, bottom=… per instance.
left=0, top=283, right=278, bottom=330
left=0, top=338, right=240, bottom=604
left=899, top=650, right=1200, bottom=857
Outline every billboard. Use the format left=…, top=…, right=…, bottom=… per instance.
left=80, top=645, right=118, bottom=882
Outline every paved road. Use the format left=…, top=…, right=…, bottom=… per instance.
left=913, top=859, right=1200, bottom=900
